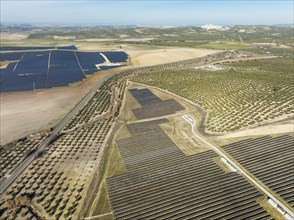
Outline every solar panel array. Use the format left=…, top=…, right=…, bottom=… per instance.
left=100, top=51, right=128, bottom=63
left=0, top=52, right=25, bottom=61
left=107, top=119, right=272, bottom=220
left=0, top=47, right=128, bottom=92
left=129, top=88, right=185, bottom=119
left=47, top=50, right=85, bottom=87
left=75, top=52, right=105, bottom=74
left=222, top=135, right=294, bottom=208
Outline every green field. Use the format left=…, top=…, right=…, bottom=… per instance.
left=197, top=42, right=251, bottom=50
left=133, top=57, right=294, bottom=132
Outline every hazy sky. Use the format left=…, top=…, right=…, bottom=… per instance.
left=1, top=0, right=293, bottom=25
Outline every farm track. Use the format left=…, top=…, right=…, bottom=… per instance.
left=0, top=69, right=127, bottom=196
left=0, top=50, right=287, bottom=219
left=133, top=55, right=294, bottom=133
left=0, top=69, right=133, bottom=219
left=107, top=79, right=293, bottom=219
left=108, top=117, right=272, bottom=220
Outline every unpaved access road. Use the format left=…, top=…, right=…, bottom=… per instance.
left=182, top=114, right=294, bottom=219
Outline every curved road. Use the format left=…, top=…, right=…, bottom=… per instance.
left=182, top=114, right=294, bottom=219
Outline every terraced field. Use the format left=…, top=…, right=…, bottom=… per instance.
left=107, top=119, right=272, bottom=219
left=133, top=57, right=294, bottom=132
left=222, top=135, right=294, bottom=208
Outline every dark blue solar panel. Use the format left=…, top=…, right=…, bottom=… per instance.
left=46, top=70, right=86, bottom=87
left=14, top=51, right=49, bottom=74
left=75, top=52, right=105, bottom=74
left=49, top=50, right=80, bottom=68
left=99, top=65, right=124, bottom=71
left=46, top=50, right=85, bottom=87
left=101, top=51, right=128, bottom=63
left=0, top=52, right=25, bottom=61
left=0, top=62, right=17, bottom=83
left=0, top=73, right=46, bottom=92
left=0, top=48, right=128, bottom=92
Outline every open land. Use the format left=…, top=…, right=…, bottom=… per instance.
left=126, top=47, right=219, bottom=66
left=1, top=37, right=219, bottom=144
left=133, top=57, right=294, bottom=133
left=0, top=25, right=293, bottom=219
left=87, top=82, right=293, bottom=219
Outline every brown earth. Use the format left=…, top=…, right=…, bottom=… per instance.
left=0, top=66, right=129, bottom=145
left=0, top=33, right=29, bottom=41
left=0, top=45, right=219, bottom=145
left=126, top=47, right=219, bottom=66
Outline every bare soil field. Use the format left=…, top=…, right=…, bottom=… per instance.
left=0, top=33, right=29, bottom=41
left=75, top=37, right=154, bottom=42
left=0, top=43, right=217, bottom=145
left=214, top=118, right=294, bottom=141
left=126, top=47, right=219, bottom=66
left=0, top=42, right=217, bottom=145
left=75, top=38, right=118, bottom=42
left=0, top=67, right=129, bottom=145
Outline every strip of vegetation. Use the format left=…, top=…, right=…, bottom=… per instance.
left=133, top=57, right=294, bottom=133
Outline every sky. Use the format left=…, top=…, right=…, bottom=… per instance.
left=1, top=0, right=293, bottom=26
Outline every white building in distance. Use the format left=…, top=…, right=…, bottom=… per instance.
left=201, top=24, right=230, bottom=31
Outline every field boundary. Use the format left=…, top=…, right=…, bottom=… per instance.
left=131, top=81, right=294, bottom=137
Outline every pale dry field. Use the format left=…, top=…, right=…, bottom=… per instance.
left=215, top=118, right=294, bottom=140
left=1, top=88, right=80, bottom=145
left=0, top=43, right=218, bottom=145
left=126, top=47, right=219, bottom=66
left=75, top=37, right=154, bottom=42
left=0, top=67, right=129, bottom=145
left=0, top=33, right=29, bottom=41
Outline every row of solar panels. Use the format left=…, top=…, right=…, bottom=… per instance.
left=0, top=48, right=128, bottom=92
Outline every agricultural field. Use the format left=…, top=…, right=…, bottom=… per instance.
left=0, top=46, right=128, bottom=92
left=0, top=130, right=50, bottom=181
left=0, top=46, right=292, bottom=219
left=18, top=25, right=293, bottom=48
left=133, top=57, right=294, bottom=133
left=0, top=49, right=229, bottom=146
left=0, top=69, right=135, bottom=219
left=0, top=23, right=293, bottom=219
left=100, top=86, right=275, bottom=220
